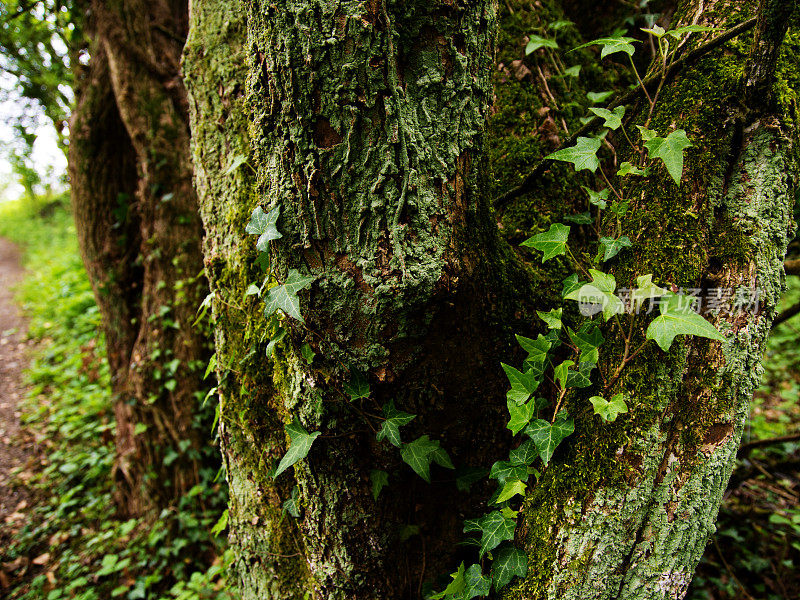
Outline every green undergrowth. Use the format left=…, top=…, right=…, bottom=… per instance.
left=0, top=194, right=233, bottom=600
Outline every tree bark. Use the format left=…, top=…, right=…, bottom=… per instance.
left=69, top=0, right=211, bottom=517
left=512, top=1, right=797, bottom=598
left=183, top=0, right=797, bottom=598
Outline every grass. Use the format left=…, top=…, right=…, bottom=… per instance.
left=0, top=194, right=233, bottom=600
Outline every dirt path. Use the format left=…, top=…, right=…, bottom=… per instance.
left=0, top=237, right=33, bottom=525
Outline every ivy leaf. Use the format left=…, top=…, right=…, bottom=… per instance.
left=599, top=235, right=632, bottom=262
left=567, top=323, right=604, bottom=365
left=588, top=105, right=625, bottom=130
left=489, top=460, right=529, bottom=485
left=370, top=469, right=389, bottom=500
left=646, top=293, right=725, bottom=351
left=586, top=90, right=614, bottom=104
left=501, top=363, right=540, bottom=404
left=616, top=162, right=649, bottom=178
left=636, top=125, right=658, bottom=142
left=400, top=436, right=452, bottom=482
left=495, top=478, right=527, bottom=504
left=630, top=274, right=668, bottom=311
left=264, top=269, right=315, bottom=322
left=549, top=19, right=574, bottom=30
left=609, top=198, right=629, bottom=217
left=476, top=511, right=517, bottom=558
left=224, top=153, right=248, bottom=175
left=507, top=398, right=536, bottom=436
left=561, top=274, right=583, bottom=299
left=563, top=65, right=581, bottom=77
left=266, top=327, right=287, bottom=358
left=509, top=439, right=538, bottom=466
left=574, top=35, right=639, bottom=58
left=464, top=564, right=492, bottom=599
left=643, top=129, right=693, bottom=186
left=564, top=211, right=593, bottom=225
left=429, top=563, right=466, bottom=599
left=642, top=24, right=666, bottom=38
left=553, top=360, right=573, bottom=390
left=666, top=24, right=720, bottom=39
left=283, top=486, right=300, bottom=518
left=524, top=414, right=575, bottom=465
left=564, top=269, right=624, bottom=320
left=376, top=400, right=416, bottom=447
left=344, top=369, right=370, bottom=400
left=545, top=136, right=602, bottom=173
left=491, top=545, right=528, bottom=591
left=246, top=206, right=283, bottom=251
left=245, top=283, right=261, bottom=297
left=525, top=34, right=559, bottom=55
left=521, top=223, right=571, bottom=262
left=516, top=334, right=551, bottom=364
left=583, top=186, right=609, bottom=209
left=273, top=417, right=322, bottom=479
left=590, top=393, right=629, bottom=422
left=566, top=361, right=595, bottom=388
left=537, top=308, right=563, bottom=330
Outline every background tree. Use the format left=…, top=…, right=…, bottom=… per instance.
left=184, top=0, right=798, bottom=598
left=68, top=0, right=213, bottom=516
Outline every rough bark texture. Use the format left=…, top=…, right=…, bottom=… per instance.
left=69, top=0, right=211, bottom=516
left=183, top=0, right=797, bottom=598
left=185, top=1, right=538, bottom=597
left=510, top=1, right=798, bottom=599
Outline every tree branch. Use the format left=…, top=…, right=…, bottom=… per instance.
left=738, top=433, right=800, bottom=458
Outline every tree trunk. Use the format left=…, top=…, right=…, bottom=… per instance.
left=513, top=1, right=797, bottom=598
left=183, top=0, right=797, bottom=598
left=69, top=0, right=211, bottom=517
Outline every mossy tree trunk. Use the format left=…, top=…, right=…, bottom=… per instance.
left=183, top=0, right=796, bottom=598
left=69, top=0, right=211, bottom=517
left=512, top=1, right=797, bottom=599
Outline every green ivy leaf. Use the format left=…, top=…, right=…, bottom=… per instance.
left=521, top=223, right=571, bottom=262
left=588, top=105, right=625, bottom=130
left=224, top=153, right=248, bottom=175
left=273, top=418, right=322, bottom=479
left=630, top=274, right=668, bottom=311
left=283, top=486, right=300, bottom=518
left=301, top=343, right=316, bottom=364
left=566, top=361, right=595, bottom=388
left=501, top=363, right=541, bottom=404
left=264, top=269, right=315, bottom=322
left=586, top=90, right=614, bottom=104
left=429, top=563, right=466, bottom=599
left=509, top=439, right=538, bottom=466
left=646, top=293, right=725, bottom=351
left=553, top=360, right=573, bottom=390
left=616, top=162, right=649, bottom=178
left=370, top=469, right=389, bottom=500
left=599, top=235, right=632, bottom=262
left=266, top=327, right=287, bottom=358
left=246, top=206, right=283, bottom=251
left=464, top=564, right=492, bottom=599
left=491, top=545, right=528, bottom=591
left=476, top=511, right=517, bottom=558
left=574, top=35, right=639, bottom=58
left=489, top=460, right=529, bottom=485
left=609, top=198, right=629, bottom=217
left=524, top=414, right=575, bottom=465
left=564, top=211, right=593, bottom=225
left=666, top=24, right=720, bottom=39
left=537, top=307, right=563, bottom=330
left=564, top=269, right=624, bottom=320
left=549, top=19, right=574, bottom=30
left=641, top=24, right=666, bottom=38
left=525, top=34, right=559, bottom=55
left=400, top=436, right=453, bottom=482
left=344, top=369, right=370, bottom=400
left=583, top=186, right=609, bottom=209
left=567, top=323, right=604, bottom=364
left=495, top=478, right=527, bottom=504
left=507, top=398, right=536, bottom=435
left=545, top=136, right=602, bottom=173
left=590, top=393, right=629, bottom=422
left=516, top=333, right=551, bottom=364
left=563, top=65, right=581, bottom=77
left=376, top=400, right=416, bottom=447
left=643, top=129, right=693, bottom=186
left=561, top=274, right=584, bottom=298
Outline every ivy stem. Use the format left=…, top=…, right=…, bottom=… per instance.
left=566, top=245, right=591, bottom=279
left=551, top=387, right=568, bottom=423
left=598, top=166, right=623, bottom=203
left=628, top=54, right=654, bottom=106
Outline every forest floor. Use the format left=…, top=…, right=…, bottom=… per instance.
left=0, top=237, right=37, bottom=578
